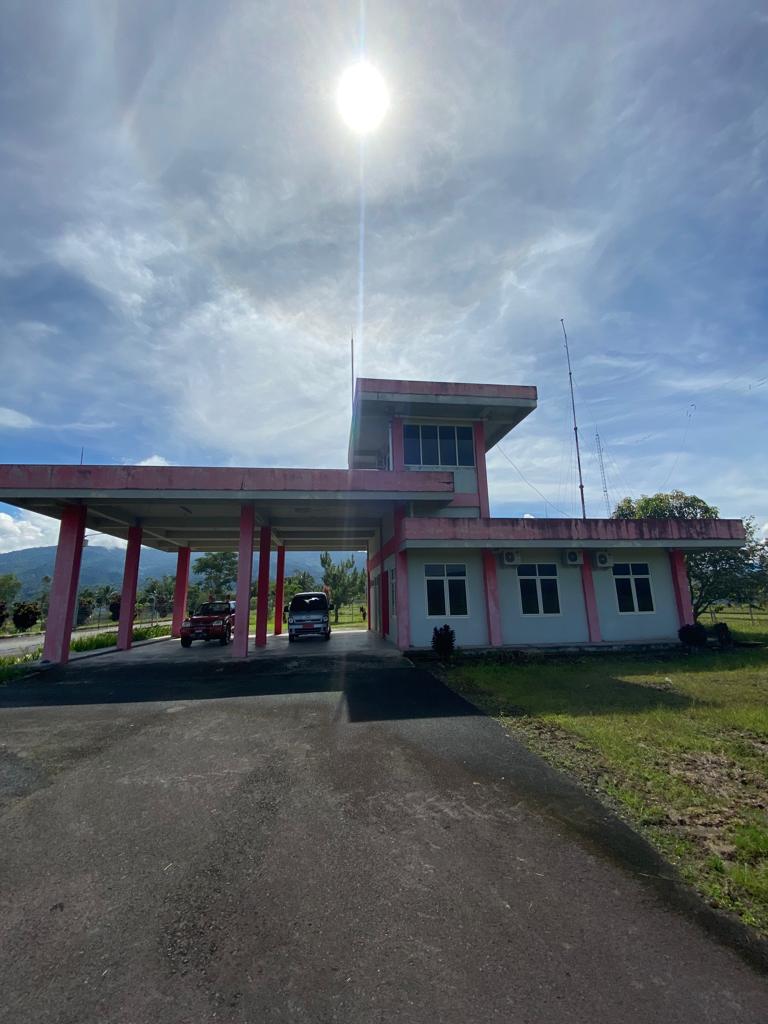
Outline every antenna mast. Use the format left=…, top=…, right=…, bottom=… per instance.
left=561, top=318, right=587, bottom=520
left=595, top=431, right=611, bottom=517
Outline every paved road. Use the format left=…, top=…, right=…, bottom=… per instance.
left=1, top=637, right=766, bottom=1023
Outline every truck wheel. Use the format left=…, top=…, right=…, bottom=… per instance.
left=323, top=631, right=331, bottom=641
left=180, top=637, right=192, bottom=648
left=288, top=634, right=295, bottom=644
left=219, top=628, right=231, bottom=646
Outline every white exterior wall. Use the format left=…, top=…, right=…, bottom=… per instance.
left=592, top=549, right=678, bottom=641
left=407, top=548, right=488, bottom=648
left=497, top=550, right=589, bottom=645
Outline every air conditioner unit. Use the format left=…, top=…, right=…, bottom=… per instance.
left=561, top=549, right=584, bottom=567
left=501, top=550, right=522, bottom=567
left=592, top=550, right=614, bottom=570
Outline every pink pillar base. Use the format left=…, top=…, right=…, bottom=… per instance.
left=255, top=526, right=271, bottom=647
left=274, top=545, right=285, bottom=636
left=171, top=547, right=191, bottom=638
left=42, top=505, right=87, bottom=665
left=233, top=505, right=255, bottom=657
left=669, top=549, right=694, bottom=626
left=580, top=559, right=602, bottom=643
left=481, top=549, right=503, bottom=646
left=117, top=526, right=142, bottom=650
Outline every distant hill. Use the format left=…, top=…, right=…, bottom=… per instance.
left=0, top=546, right=367, bottom=599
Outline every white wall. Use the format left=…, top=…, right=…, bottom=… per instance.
left=592, top=549, right=678, bottom=641
left=407, top=548, right=488, bottom=648
left=496, top=549, right=589, bottom=645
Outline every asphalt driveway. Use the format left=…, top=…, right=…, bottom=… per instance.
left=1, top=639, right=766, bottom=1023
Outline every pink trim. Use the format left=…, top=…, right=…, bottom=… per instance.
left=171, top=547, right=190, bottom=637
left=255, top=525, right=271, bottom=647
left=381, top=570, right=390, bottom=639
left=42, top=504, right=87, bottom=664
left=669, top=549, right=694, bottom=626
left=366, top=569, right=371, bottom=630
left=0, top=464, right=453, bottom=495
left=395, top=550, right=410, bottom=649
left=473, top=422, right=490, bottom=517
left=481, top=549, right=502, bottom=646
left=391, top=417, right=405, bottom=471
left=400, top=517, right=746, bottom=544
left=273, top=545, right=286, bottom=636
left=357, top=378, right=537, bottom=402
left=580, top=561, right=601, bottom=643
left=117, top=525, right=142, bottom=650
left=233, top=505, right=254, bottom=657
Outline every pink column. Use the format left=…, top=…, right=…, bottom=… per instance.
left=255, top=525, right=272, bottom=647
left=233, top=505, right=255, bottom=657
left=380, top=571, right=390, bottom=638
left=273, top=545, right=286, bottom=636
left=117, top=526, right=142, bottom=650
left=391, top=417, right=405, bottom=471
left=473, top=421, right=491, bottom=517
left=367, top=567, right=372, bottom=630
left=481, top=549, right=503, bottom=646
left=395, top=550, right=410, bottom=649
left=669, top=549, right=694, bottom=626
left=42, top=505, right=87, bottom=664
left=580, top=559, right=602, bottom=643
left=171, top=547, right=191, bottom=638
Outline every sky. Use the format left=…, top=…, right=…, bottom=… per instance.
left=0, top=0, right=766, bottom=553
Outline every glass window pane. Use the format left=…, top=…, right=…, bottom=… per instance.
left=447, top=578, right=468, bottom=616
left=438, top=425, right=457, bottom=466
left=631, top=563, right=650, bottom=576
left=403, top=424, right=421, bottom=465
left=540, top=578, right=560, bottom=614
left=426, top=578, right=446, bottom=616
left=420, top=424, right=439, bottom=464
left=615, top=577, right=635, bottom=612
left=517, top=564, right=537, bottom=577
left=424, top=564, right=445, bottom=577
left=613, top=563, right=630, bottom=576
left=520, top=579, right=540, bottom=614
left=538, top=563, right=558, bottom=577
left=635, top=577, right=654, bottom=612
left=456, top=426, right=474, bottom=466
left=446, top=564, right=466, bottom=577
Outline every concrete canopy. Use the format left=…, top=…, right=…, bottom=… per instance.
left=0, top=465, right=456, bottom=552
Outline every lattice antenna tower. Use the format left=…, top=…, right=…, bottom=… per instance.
left=595, top=432, right=611, bottom=517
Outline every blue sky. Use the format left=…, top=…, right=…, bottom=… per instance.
left=1, top=0, right=766, bottom=551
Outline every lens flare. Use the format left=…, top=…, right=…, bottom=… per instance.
left=337, top=61, right=389, bottom=135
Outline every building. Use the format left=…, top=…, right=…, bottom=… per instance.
left=0, top=378, right=745, bottom=663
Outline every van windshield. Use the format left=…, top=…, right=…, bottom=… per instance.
left=289, top=594, right=328, bottom=613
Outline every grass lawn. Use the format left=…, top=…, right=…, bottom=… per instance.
left=446, top=613, right=768, bottom=936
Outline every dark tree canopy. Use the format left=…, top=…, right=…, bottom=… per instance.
left=193, top=552, right=238, bottom=598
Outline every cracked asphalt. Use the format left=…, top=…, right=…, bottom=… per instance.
left=1, top=636, right=767, bottom=1023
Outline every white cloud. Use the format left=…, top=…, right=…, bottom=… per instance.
left=134, top=455, right=175, bottom=467
left=0, top=511, right=60, bottom=552
left=0, top=407, right=37, bottom=429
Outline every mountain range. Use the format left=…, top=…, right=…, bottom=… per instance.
left=0, top=546, right=366, bottom=599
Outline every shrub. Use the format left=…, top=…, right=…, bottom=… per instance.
left=432, top=624, right=456, bottom=660
left=108, top=597, right=121, bottom=622
left=678, top=622, right=708, bottom=649
left=12, top=601, right=40, bottom=633
left=0, top=601, right=7, bottom=632
left=711, top=622, right=734, bottom=649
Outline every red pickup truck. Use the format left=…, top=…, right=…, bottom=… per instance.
left=180, top=601, right=236, bottom=647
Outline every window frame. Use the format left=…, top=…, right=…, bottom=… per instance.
left=403, top=423, right=476, bottom=469
left=515, top=563, right=562, bottom=617
left=612, top=562, right=656, bottom=615
left=423, top=563, right=470, bottom=618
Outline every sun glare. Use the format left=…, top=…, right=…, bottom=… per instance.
left=337, top=61, right=389, bottom=135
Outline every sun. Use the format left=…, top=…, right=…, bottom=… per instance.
left=336, top=61, right=390, bottom=135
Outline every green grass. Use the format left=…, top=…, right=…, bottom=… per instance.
left=709, top=606, right=768, bottom=645
left=447, top=644, right=768, bottom=935
left=69, top=624, right=170, bottom=652
left=0, top=648, right=43, bottom=683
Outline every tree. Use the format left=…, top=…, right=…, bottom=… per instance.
left=76, top=587, right=95, bottom=627
left=139, top=576, right=175, bottom=618
left=193, top=552, right=238, bottom=598
left=94, top=584, right=114, bottom=626
left=13, top=601, right=40, bottom=632
left=283, top=570, right=317, bottom=606
left=39, top=575, right=52, bottom=620
left=612, top=491, right=768, bottom=619
left=0, top=573, right=21, bottom=607
left=320, top=552, right=364, bottom=624
left=0, top=601, right=8, bottom=632
left=108, top=595, right=121, bottom=622
left=186, top=582, right=205, bottom=615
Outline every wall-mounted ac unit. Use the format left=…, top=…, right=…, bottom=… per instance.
left=561, top=549, right=583, bottom=567
left=592, top=550, right=614, bottom=569
left=501, top=550, right=522, bottom=567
